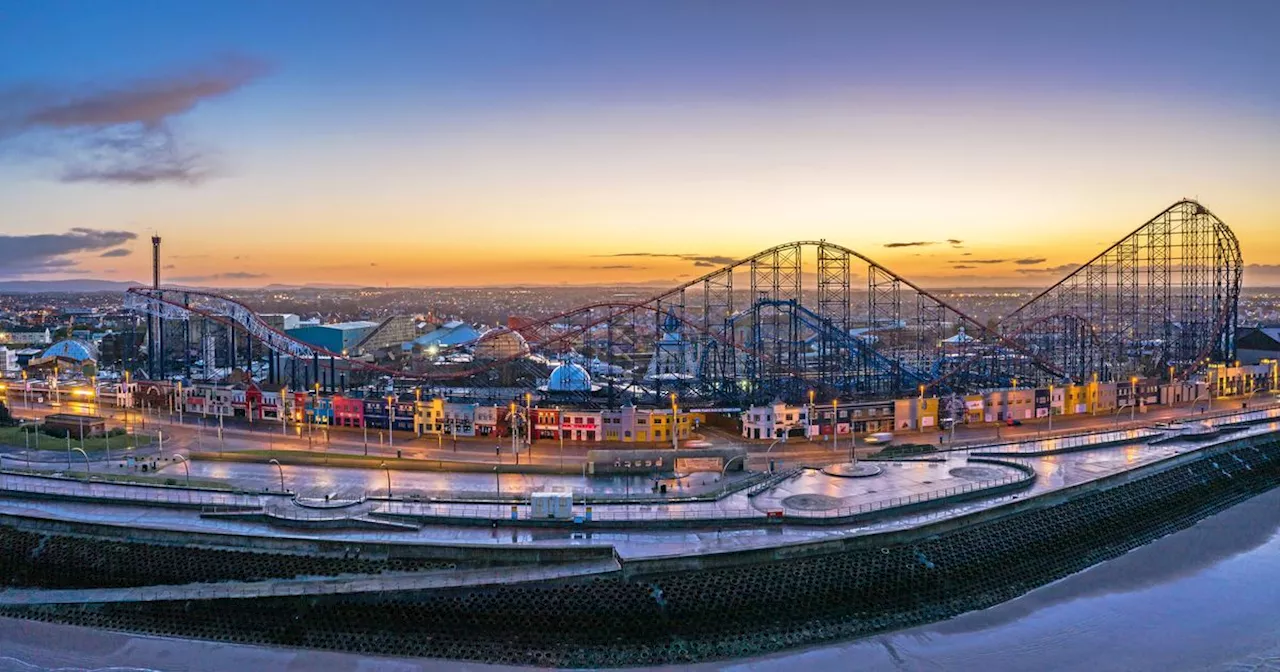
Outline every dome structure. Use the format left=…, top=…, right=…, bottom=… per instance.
left=546, top=362, right=592, bottom=393
left=40, top=339, right=98, bottom=362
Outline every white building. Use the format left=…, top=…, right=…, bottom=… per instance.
left=740, top=402, right=810, bottom=440
left=0, top=346, right=17, bottom=375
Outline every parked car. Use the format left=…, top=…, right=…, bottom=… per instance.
left=1005, top=418, right=1023, bottom=426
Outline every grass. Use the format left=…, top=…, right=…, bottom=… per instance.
left=0, top=425, right=154, bottom=453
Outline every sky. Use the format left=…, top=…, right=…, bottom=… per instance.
left=1, top=0, right=1279, bottom=288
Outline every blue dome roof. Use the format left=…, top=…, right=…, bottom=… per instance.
left=41, top=339, right=98, bottom=362
left=547, top=362, right=591, bottom=392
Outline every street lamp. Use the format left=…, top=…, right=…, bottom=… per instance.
left=556, top=405, right=564, bottom=470
left=831, top=398, right=839, bottom=447
left=269, top=458, right=285, bottom=493
left=1130, top=376, right=1139, bottom=422
left=670, top=392, right=679, bottom=451
left=174, top=454, right=190, bottom=487
left=387, top=394, right=396, bottom=449
left=1047, top=384, right=1054, bottom=433
left=807, top=388, right=815, bottom=440
left=71, top=446, right=90, bottom=481
left=380, top=461, right=392, bottom=498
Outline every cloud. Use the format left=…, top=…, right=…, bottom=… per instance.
left=591, top=264, right=641, bottom=270
left=1013, top=257, right=1047, bottom=265
left=884, top=241, right=936, bottom=248
left=947, top=239, right=963, bottom=247
left=967, top=259, right=1009, bottom=264
left=0, top=55, right=268, bottom=185
left=171, top=271, right=267, bottom=283
left=593, top=252, right=737, bottom=267
left=162, top=264, right=175, bottom=270
left=99, top=248, right=132, bottom=258
left=693, top=261, right=716, bottom=267
left=952, top=264, right=976, bottom=270
left=1016, top=263, right=1081, bottom=275
left=1245, top=264, right=1280, bottom=286
left=0, top=228, right=137, bottom=276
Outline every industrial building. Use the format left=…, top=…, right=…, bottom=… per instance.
left=286, top=321, right=380, bottom=354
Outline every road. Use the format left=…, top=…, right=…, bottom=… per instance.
left=3, top=391, right=1276, bottom=473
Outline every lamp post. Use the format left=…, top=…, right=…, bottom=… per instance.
left=720, top=454, right=747, bottom=497
left=1047, top=384, right=1054, bottom=433
left=1130, top=376, right=1139, bottom=422
left=387, top=394, right=396, bottom=450
left=525, top=391, right=533, bottom=450
left=176, top=381, right=183, bottom=425
left=808, top=389, right=815, bottom=440
left=380, top=461, right=391, bottom=498
left=269, top=458, right=285, bottom=493
left=509, top=402, right=517, bottom=457
left=670, top=392, right=679, bottom=451
left=174, top=454, right=189, bottom=487
left=556, top=405, right=564, bottom=470
left=831, top=398, right=839, bottom=446
left=71, top=446, right=90, bottom=481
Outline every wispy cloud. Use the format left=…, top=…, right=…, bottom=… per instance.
left=0, top=228, right=137, bottom=277
left=967, top=259, right=1008, bottom=264
left=1016, top=263, right=1080, bottom=275
left=99, top=248, right=132, bottom=258
left=171, top=271, right=267, bottom=283
left=947, top=239, right=964, bottom=247
left=952, top=264, right=976, bottom=270
left=593, top=252, right=737, bottom=267
left=1013, top=257, right=1047, bottom=265
left=0, top=55, right=268, bottom=185
left=884, top=241, right=936, bottom=248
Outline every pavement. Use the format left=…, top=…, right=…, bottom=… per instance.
left=2, top=404, right=1277, bottom=564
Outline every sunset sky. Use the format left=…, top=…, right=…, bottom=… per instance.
left=2, top=1, right=1278, bottom=288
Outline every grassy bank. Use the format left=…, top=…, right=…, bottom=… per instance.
left=0, top=425, right=153, bottom=453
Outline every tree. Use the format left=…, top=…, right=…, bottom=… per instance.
left=0, top=401, right=16, bottom=427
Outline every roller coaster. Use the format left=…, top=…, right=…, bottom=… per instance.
left=126, top=199, right=1242, bottom=405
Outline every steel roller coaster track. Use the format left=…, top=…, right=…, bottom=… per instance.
left=126, top=199, right=1242, bottom=404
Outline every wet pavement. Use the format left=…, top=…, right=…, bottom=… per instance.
left=0, top=406, right=1278, bottom=565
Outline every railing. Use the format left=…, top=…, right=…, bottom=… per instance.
left=0, top=475, right=265, bottom=509
left=972, top=428, right=1162, bottom=456
left=369, top=461, right=1034, bottom=525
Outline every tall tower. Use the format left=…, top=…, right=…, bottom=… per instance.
left=149, top=235, right=162, bottom=379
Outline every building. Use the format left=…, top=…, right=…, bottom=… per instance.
left=542, top=362, right=595, bottom=394
left=1237, top=326, right=1280, bottom=365
left=740, top=402, right=809, bottom=440
left=473, top=329, right=529, bottom=360
left=286, top=321, right=380, bottom=354
left=355, top=315, right=416, bottom=353
left=42, top=413, right=106, bottom=439
left=260, top=314, right=301, bottom=332
left=26, top=339, right=99, bottom=375
left=407, top=320, right=481, bottom=352
left=0, top=346, right=17, bottom=375
left=0, top=327, right=52, bottom=347
left=1207, top=362, right=1277, bottom=398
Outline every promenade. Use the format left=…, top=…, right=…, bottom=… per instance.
left=2, top=404, right=1278, bottom=563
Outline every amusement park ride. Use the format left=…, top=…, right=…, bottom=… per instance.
left=125, top=200, right=1242, bottom=406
